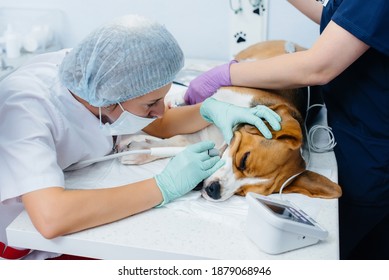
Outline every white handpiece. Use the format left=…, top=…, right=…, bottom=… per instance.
left=65, top=147, right=220, bottom=171
left=149, top=147, right=186, bottom=157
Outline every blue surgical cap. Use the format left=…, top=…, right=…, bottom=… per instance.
left=59, top=15, right=184, bottom=107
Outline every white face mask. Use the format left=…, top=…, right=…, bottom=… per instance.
left=99, top=103, right=156, bottom=136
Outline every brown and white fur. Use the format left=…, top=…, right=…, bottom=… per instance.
left=119, top=40, right=342, bottom=202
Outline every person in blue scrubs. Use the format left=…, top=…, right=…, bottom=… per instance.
left=184, top=0, right=388, bottom=259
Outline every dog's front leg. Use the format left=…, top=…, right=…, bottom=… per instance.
left=119, top=135, right=193, bottom=165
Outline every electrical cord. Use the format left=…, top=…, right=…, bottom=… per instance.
left=303, top=86, right=336, bottom=168
left=306, top=107, right=336, bottom=153
left=278, top=171, right=303, bottom=201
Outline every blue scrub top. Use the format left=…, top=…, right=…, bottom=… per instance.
left=320, top=0, right=389, bottom=207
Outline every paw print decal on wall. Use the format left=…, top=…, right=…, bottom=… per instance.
left=234, top=31, right=246, bottom=43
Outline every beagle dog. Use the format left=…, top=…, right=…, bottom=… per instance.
left=119, top=40, right=342, bottom=202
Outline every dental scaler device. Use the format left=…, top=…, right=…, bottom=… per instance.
left=65, top=147, right=220, bottom=171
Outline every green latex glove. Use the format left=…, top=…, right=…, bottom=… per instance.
left=200, top=98, right=281, bottom=143
left=155, top=141, right=224, bottom=206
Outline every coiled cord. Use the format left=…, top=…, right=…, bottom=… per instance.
left=304, top=87, right=336, bottom=168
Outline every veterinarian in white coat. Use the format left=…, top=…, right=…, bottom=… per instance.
left=184, top=0, right=389, bottom=260
left=0, top=15, right=281, bottom=259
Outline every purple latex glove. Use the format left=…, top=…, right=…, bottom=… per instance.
left=184, top=60, right=237, bottom=105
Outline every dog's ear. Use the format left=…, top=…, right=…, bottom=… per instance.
left=243, top=124, right=262, bottom=135
left=283, top=170, right=342, bottom=198
left=229, top=128, right=243, bottom=154
left=242, top=119, right=302, bottom=151
left=269, top=104, right=303, bottom=151
left=273, top=125, right=302, bottom=151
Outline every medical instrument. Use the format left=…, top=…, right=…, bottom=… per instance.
left=65, top=146, right=219, bottom=171
left=245, top=192, right=328, bottom=254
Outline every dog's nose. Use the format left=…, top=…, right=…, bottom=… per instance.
left=205, top=181, right=221, bottom=200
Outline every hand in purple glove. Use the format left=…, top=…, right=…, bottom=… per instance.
left=184, top=60, right=237, bottom=105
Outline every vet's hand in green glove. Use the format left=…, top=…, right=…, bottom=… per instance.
left=155, top=141, right=224, bottom=206
left=200, top=98, right=282, bottom=143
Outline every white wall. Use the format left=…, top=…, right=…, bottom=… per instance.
left=0, top=0, right=319, bottom=60
left=268, top=1, right=319, bottom=48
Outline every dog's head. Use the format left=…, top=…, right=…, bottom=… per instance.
left=201, top=98, right=342, bottom=201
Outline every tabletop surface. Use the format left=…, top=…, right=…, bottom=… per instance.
left=7, top=194, right=339, bottom=260
left=7, top=128, right=339, bottom=260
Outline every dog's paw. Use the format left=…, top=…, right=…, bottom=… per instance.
left=165, top=88, right=186, bottom=108
left=120, top=140, right=161, bottom=165
left=121, top=152, right=160, bottom=165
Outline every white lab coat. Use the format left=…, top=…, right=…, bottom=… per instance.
left=0, top=50, right=113, bottom=259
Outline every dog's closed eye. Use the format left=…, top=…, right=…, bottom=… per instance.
left=238, top=151, right=250, bottom=171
